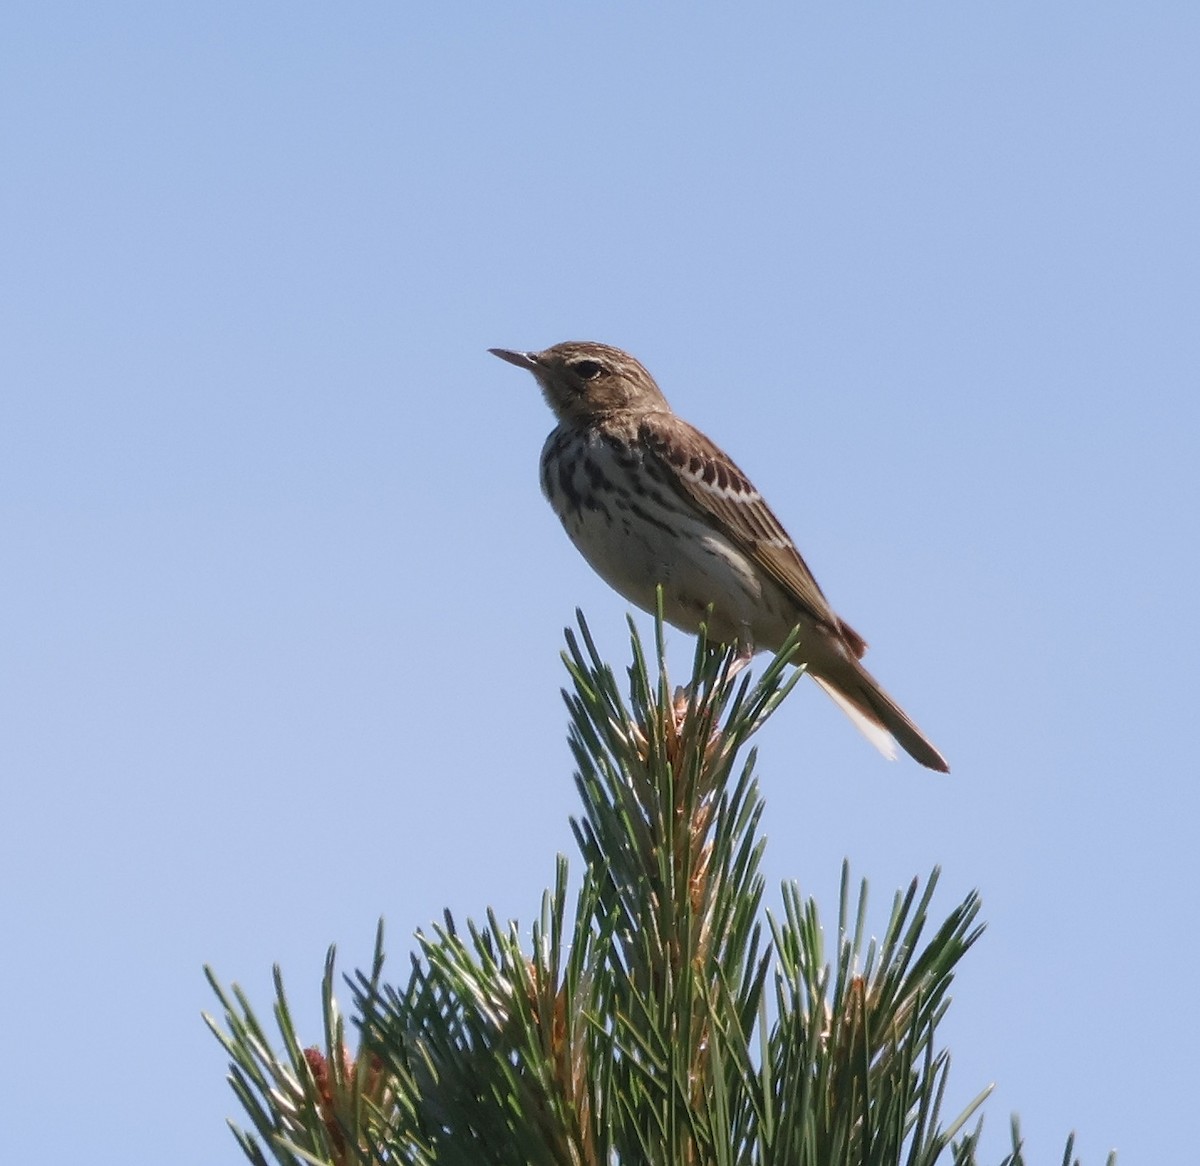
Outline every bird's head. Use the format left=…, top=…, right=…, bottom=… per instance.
left=489, top=341, right=670, bottom=423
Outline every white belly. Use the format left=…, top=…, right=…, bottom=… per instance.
left=540, top=426, right=801, bottom=649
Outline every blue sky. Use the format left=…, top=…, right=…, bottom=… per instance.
left=3, top=4, right=1196, bottom=1162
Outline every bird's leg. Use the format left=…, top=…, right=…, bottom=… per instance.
left=671, top=636, right=754, bottom=725
left=727, top=636, right=755, bottom=682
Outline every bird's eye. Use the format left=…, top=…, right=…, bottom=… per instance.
left=572, top=359, right=604, bottom=381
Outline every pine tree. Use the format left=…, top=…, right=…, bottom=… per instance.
left=205, top=608, right=1112, bottom=1166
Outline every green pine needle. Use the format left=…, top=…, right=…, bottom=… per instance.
left=205, top=602, right=1110, bottom=1166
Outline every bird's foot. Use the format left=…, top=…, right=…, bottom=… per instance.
left=671, top=684, right=692, bottom=726
left=727, top=644, right=754, bottom=683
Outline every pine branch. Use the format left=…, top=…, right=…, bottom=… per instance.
left=205, top=605, right=1113, bottom=1166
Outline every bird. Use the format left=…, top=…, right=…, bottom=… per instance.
left=489, top=341, right=949, bottom=773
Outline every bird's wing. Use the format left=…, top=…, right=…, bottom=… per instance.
left=638, top=411, right=867, bottom=656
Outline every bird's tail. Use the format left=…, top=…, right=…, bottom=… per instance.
left=812, top=659, right=949, bottom=773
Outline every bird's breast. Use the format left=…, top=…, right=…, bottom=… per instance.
left=539, top=425, right=794, bottom=645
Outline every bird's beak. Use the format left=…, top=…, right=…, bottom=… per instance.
left=488, top=347, right=541, bottom=371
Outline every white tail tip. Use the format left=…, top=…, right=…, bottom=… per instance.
left=813, top=676, right=898, bottom=761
